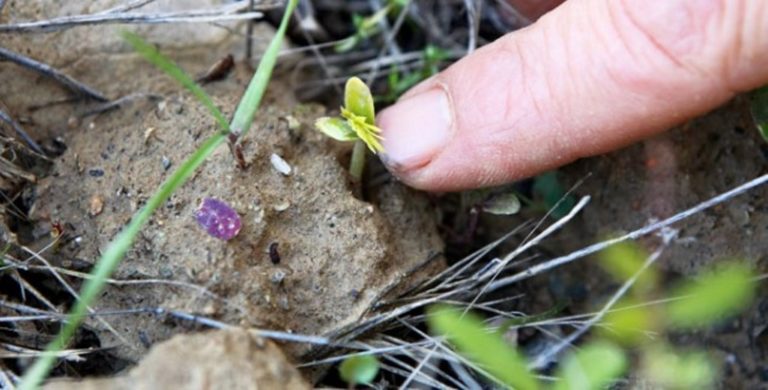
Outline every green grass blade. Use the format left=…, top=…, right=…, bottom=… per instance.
left=230, top=0, right=297, bottom=136
left=19, top=1, right=298, bottom=388
left=123, top=31, right=230, bottom=133
left=18, top=133, right=226, bottom=389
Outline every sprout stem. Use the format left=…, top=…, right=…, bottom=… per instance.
left=349, top=140, right=367, bottom=183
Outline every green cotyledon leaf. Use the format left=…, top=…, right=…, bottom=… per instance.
left=315, top=117, right=357, bottom=142
left=344, top=76, right=376, bottom=124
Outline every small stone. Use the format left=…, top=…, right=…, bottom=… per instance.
left=195, top=198, right=242, bottom=240
left=161, top=156, right=172, bottom=171
left=270, top=269, right=286, bottom=284
left=88, top=195, right=104, bottom=217
left=284, top=115, right=300, bottom=130
left=273, top=200, right=290, bottom=212
left=270, top=153, right=292, bottom=176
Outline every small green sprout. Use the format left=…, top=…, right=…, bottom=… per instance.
left=339, top=354, right=380, bottom=386
left=315, top=77, right=383, bottom=182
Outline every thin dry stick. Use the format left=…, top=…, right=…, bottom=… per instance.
left=0, top=3, right=266, bottom=34
left=8, top=262, right=221, bottom=301
left=20, top=245, right=132, bottom=348
left=79, top=92, right=162, bottom=118
left=0, top=47, right=108, bottom=101
left=487, top=172, right=768, bottom=293
left=363, top=1, right=410, bottom=85
left=0, top=108, right=46, bottom=154
left=463, top=0, right=480, bottom=53
left=528, top=245, right=666, bottom=369
left=97, top=0, right=157, bottom=15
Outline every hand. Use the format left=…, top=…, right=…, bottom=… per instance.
left=377, top=0, right=768, bottom=191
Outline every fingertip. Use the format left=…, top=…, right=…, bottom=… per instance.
left=377, top=86, right=455, bottom=175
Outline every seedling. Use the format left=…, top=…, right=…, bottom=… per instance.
left=333, top=0, right=406, bottom=53
left=315, top=77, right=383, bottom=182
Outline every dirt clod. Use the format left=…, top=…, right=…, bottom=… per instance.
left=43, top=329, right=310, bottom=390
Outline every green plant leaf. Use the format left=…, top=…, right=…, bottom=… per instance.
left=644, top=345, right=715, bottom=388
left=554, top=340, right=627, bottom=390
left=598, top=298, right=654, bottom=346
left=427, top=305, right=539, bottom=390
left=344, top=76, right=376, bottom=124
left=339, top=354, right=380, bottom=385
left=665, top=262, right=755, bottom=329
left=315, top=117, right=357, bottom=142
left=123, top=32, right=229, bottom=133
left=751, top=85, right=768, bottom=142
left=597, top=242, right=657, bottom=294
left=482, top=192, right=521, bottom=215
left=229, top=0, right=296, bottom=137
left=334, top=35, right=360, bottom=53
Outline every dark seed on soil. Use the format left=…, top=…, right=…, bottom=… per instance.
left=88, top=168, right=104, bottom=177
left=194, top=197, right=241, bottom=240
left=269, top=242, right=280, bottom=264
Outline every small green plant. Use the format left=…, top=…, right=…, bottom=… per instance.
left=339, top=354, right=380, bottom=387
left=427, top=242, right=757, bottom=389
left=334, top=0, right=407, bottom=53
left=380, top=44, right=449, bottom=103
left=18, top=1, right=299, bottom=388
left=315, top=77, right=383, bottom=182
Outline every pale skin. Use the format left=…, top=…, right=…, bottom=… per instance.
left=376, top=0, right=768, bottom=191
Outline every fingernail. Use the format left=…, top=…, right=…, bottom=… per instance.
left=377, top=87, right=453, bottom=171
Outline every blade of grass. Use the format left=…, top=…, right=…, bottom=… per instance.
left=19, top=1, right=298, bottom=388
left=123, top=31, right=230, bottom=133
left=229, top=0, right=294, bottom=137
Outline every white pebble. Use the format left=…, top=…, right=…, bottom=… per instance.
left=270, top=153, right=292, bottom=176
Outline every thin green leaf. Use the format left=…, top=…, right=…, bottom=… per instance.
left=554, top=340, right=627, bottom=390
left=339, top=355, right=380, bottom=385
left=334, top=35, right=360, bottom=53
left=750, top=85, right=768, bottom=142
left=315, top=117, right=357, bottom=142
left=665, top=262, right=755, bottom=329
left=18, top=1, right=299, bottom=388
left=344, top=76, right=376, bottom=124
left=123, top=32, right=229, bottom=133
left=229, top=0, right=296, bottom=137
left=428, top=305, right=539, bottom=390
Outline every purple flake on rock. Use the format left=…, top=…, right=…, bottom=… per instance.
left=195, top=197, right=241, bottom=240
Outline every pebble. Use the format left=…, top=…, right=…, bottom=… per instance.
left=270, top=153, right=292, bottom=176
left=194, top=198, right=242, bottom=240
left=88, top=195, right=104, bottom=217
left=161, top=156, right=172, bottom=171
